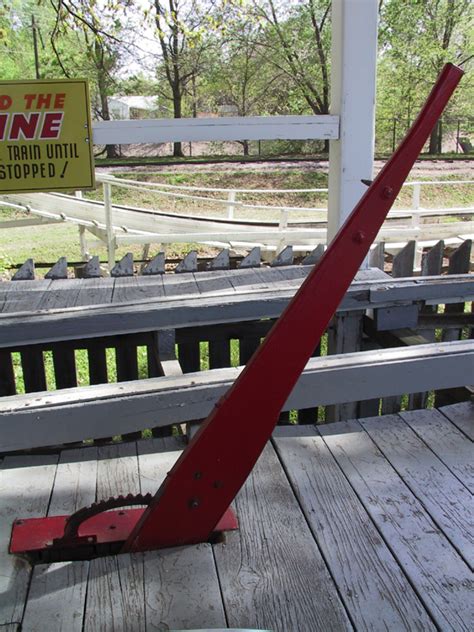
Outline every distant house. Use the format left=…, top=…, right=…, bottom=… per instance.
left=217, top=104, right=239, bottom=116
left=107, top=96, right=165, bottom=120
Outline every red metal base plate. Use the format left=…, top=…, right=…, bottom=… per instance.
left=10, top=507, right=238, bottom=562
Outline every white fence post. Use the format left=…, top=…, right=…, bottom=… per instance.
left=226, top=190, right=236, bottom=220
left=277, top=208, right=289, bottom=253
left=103, top=181, right=116, bottom=270
left=411, top=183, right=423, bottom=270
left=412, top=183, right=421, bottom=210
left=75, top=191, right=89, bottom=261
left=328, top=0, right=378, bottom=268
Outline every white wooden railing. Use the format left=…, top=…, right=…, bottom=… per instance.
left=1, top=177, right=472, bottom=268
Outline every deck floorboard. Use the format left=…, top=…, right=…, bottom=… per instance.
left=0, top=403, right=472, bottom=631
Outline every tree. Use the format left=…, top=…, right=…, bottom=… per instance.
left=244, top=0, right=331, bottom=149
left=205, top=8, right=286, bottom=154
left=378, top=0, right=473, bottom=154
left=151, top=0, right=220, bottom=157
left=45, top=0, right=133, bottom=158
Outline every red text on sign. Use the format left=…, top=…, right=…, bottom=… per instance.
left=0, top=112, right=64, bottom=141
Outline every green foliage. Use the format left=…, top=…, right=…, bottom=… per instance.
left=377, top=0, right=473, bottom=152
left=0, top=0, right=472, bottom=157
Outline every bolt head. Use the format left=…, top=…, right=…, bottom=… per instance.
left=353, top=230, right=366, bottom=244
left=382, top=186, right=394, bottom=199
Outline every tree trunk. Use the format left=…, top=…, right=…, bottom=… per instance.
left=428, top=121, right=442, bottom=155
left=242, top=140, right=249, bottom=156
left=172, top=86, right=185, bottom=158
left=98, top=71, right=119, bottom=159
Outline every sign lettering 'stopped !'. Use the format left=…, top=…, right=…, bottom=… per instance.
left=0, top=79, right=95, bottom=193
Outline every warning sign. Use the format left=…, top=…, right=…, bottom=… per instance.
left=0, top=79, right=95, bottom=193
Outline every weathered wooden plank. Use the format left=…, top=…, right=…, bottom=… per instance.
left=144, top=544, right=227, bottom=632
left=112, top=276, right=164, bottom=303
left=162, top=272, right=200, bottom=297
left=88, top=342, right=108, bottom=385
left=326, top=312, right=363, bottom=421
left=440, top=242, right=472, bottom=353
left=361, top=414, right=473, bottom=568
left=74, top=277, right=114, bottom=307
left=36, top=279, right=83, bottom=310
left=392, top=241, right=416, bottom=277
left=21, top=447, right=98, bottom=632
left=83, top=442, right=145, bottom=632
left=213, top=443, right=352, bottom=632
left=96, top=442, right=140, bottom=499
left=1, top=341, right=472, bottom=452
left=84, top=553, right=146, bottom=632
left=52, top=343, right=77, bottom=389
left=439, top=401, right=474, bottom=441
left=0, top=276, right=472, bottom=348
left=274, top=426, right=435, bottom=631
left=177, top=340, right=201, bottom=373
left=209, top=338, right=231, bottom=369
left=49, top=447, right=98, bottom=515
left=0, top=352, right=15, bottom=397
left=137, top=436, right=183, bottom=494
left=399, top=408, right=473, bottom=493
left=320, top=420, right=473, bottom=631
left=0, top=281, right=52, bottom=314
left=20, top=347, right=47, bottom=392
left=410, top=241, right=445, bottom=409
left=22, top=563, right=89, bottom=632
left=193, top=269, right=234, bottom=294
left=74, top=280, right=114, bottom=387
left=0, top=454, right=58, bottom=626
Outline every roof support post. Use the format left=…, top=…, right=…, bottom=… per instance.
left=328, top=0, right=379, bottom=268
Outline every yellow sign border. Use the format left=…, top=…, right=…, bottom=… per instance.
left=0, top=78, right=95, bottom=194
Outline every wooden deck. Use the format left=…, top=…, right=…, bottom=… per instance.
left=0, top=402, right=472, bottom=631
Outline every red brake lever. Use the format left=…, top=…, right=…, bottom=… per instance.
left=122, top=63, right=463, bottom=552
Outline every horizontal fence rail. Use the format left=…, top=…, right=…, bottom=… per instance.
left=92, top=115, right=340, bottom=145
left=1, top=340, right=472, bottom=453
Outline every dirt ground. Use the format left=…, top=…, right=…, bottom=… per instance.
left=99, top=158, right=474, bottom=179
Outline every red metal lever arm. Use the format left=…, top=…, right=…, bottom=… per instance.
left=123, top=63, right=463, bottom=552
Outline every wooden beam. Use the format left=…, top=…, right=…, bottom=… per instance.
left=0, top=275, right=472, bottom=349
left=92, top=115, right=339, bottom=145
left=0, top=341, right=472, bottom=452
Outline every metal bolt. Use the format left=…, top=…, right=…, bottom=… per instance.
left=193, top=471, right=202, bottom=480
left=353, top=230, right=366, bottom=244
left=382, top=186, right=394, bottom=199
left=109, top=524, right=117, bottom=530
left=189, top=498, right=200, bottom=509
left=213, top=480, right=223, bottom=489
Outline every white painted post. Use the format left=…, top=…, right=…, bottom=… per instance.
left=226, top=190, right=236, bottom=219
left=411, top=183, right=423, bottom=271
left=75, top=190, right=89, bottom=261
left=103, top=181, right=116, bottom=270
left=277, top=208, right=289, bottom=253
left=328, top=0, right=378, bottom=268
left=411, top=182, right=421, bottom=210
